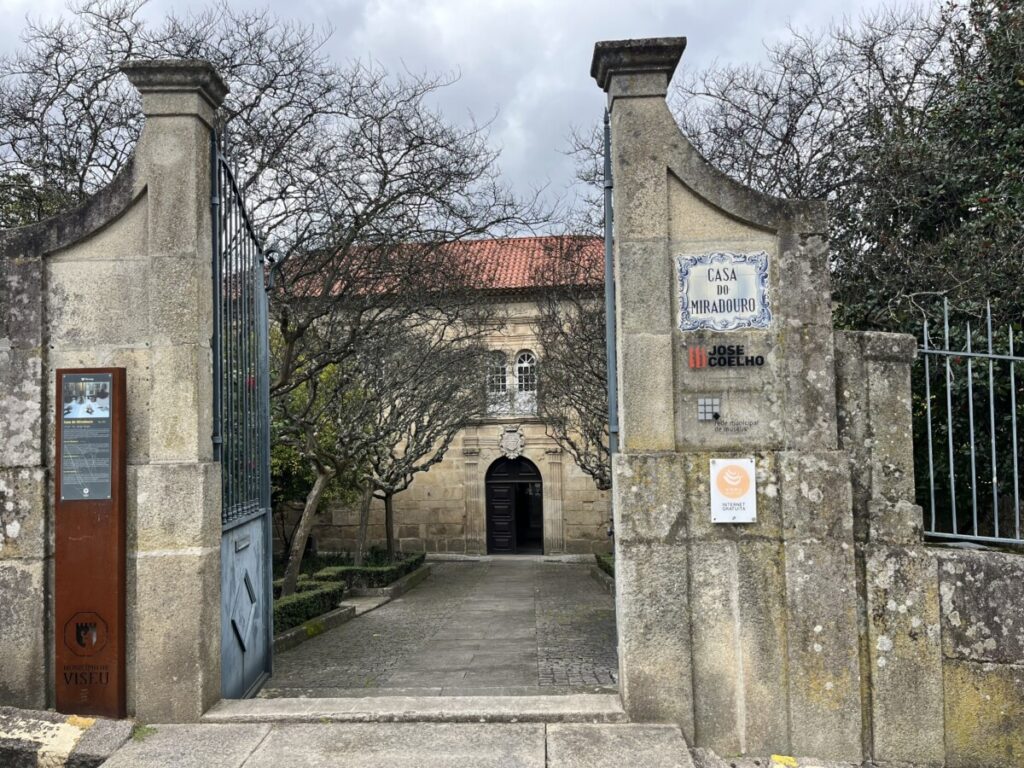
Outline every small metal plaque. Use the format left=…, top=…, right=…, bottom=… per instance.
left=710, top=458, right=757, bottom=523
left=697, top=397, right=721, bottom=422
left=60, top=373, right=113, bottom=501
left=678, top=251, right=772, bottom=332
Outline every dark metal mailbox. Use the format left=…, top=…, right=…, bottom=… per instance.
left=55, top=368, right=127, bottom=718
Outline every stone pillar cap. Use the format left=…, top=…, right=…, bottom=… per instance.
left=121, top=59, right=229, bottom=110
left=590, top=37, right=687, bottom=92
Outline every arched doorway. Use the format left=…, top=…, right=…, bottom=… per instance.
left=485, top=457, right=543, bottom=554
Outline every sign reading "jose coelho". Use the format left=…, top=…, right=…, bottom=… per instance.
left=688, top=344, right=765, bottom=369
left=677, top=251, right=772, bottom=332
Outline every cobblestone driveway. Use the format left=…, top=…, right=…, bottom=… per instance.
left=263, top=559, right=618, bottom=697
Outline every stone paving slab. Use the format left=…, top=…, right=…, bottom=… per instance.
left=546, top=724, right=693, bottom=768
left=203, top=693, right=627, bottom=724
left=100, top=724, right=271, bottom=768
left=243, top=723, right=545, bottom=768
left=255, top=684, right=619, bottom=698
left=263, top=560, right=617, bottom=697
left=342, top=595, right=389, bottom=616
left=101, top=722, right=698, bottom=767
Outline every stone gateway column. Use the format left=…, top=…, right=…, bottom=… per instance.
left=118, top=61, right=225, bottom=723
left=0, top=60, right=226, bottom=719
left=592, top=38, right=863, bottom=760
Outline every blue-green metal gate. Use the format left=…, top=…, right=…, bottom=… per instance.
left=212, top=130, right=273, bottom=698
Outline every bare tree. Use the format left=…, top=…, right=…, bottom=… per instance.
left=0, top=0, right=340, bottom=231
left=273, top=287, right=500, bottom=593
left=267, top=89, right=542, bottom=593
left=531, top=235, right=610, bottom=490
left=666, top=3, right=1024, bottom=329
left=358, top=325, right=494, bottom=559
left=1, top=1, right=546, bottom=593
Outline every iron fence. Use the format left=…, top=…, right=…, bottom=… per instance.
left=211, top=131, right=272, bottom=527
left=916, top=300, right=1024, bottom=546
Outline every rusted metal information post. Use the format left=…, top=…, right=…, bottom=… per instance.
left=54, top=368, right=127, bottom=718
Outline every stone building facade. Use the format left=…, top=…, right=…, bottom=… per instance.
left=284, top=236, right=613, bottom=557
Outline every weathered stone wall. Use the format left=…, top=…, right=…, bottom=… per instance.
left=0, top=61, right=225, bottom=721
left=595, top=36, right=1024, bottom=768
left=835, top=331, right=947, bottom=766
left=275, top=412, right=612, bottom=557
left=595, top=36, right=861, bottom=760
left=836, top=330, right=1024, bottom=767
left=936, top=548, right=1024, bottom=766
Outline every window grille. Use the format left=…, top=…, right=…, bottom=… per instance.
left=516, top=351, right=538, bottom=393
left=488, top=354, right=508, bottom=396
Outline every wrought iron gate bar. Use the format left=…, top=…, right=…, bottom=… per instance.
left=212, top=128, right=273, bottom=699
left=917, top=300, right=1024, bottom=546
left=211, top=130, right=271, bottom=526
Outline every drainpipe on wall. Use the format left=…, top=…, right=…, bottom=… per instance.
left=603, top=109, right=619, bottom=457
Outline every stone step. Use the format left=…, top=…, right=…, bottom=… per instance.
left=0, top=706, right=133, bottom=768
left=102, top=722, right=692, bottom=768
left=201, top=693, right=628, bottom=724
left=548, top=724, right=693, bottom=768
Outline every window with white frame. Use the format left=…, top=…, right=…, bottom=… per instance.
left=486, top=352, right=509, bottom=414
left=516, top=351, right=537, bottom=393
left=515, top=350, right=538, bottom=414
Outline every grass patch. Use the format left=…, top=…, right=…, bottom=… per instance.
left=596, top=553, right=615, bottom=579
left=131, top=724, right=157, bottom=741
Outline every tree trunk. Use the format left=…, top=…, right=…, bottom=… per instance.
left=280, top=469, right=332, bottom=596
left=353, top=483, right=374, bottom=566
left=384, top=493, right=396, bottom=561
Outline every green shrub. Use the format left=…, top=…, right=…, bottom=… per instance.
left=313, top=553, right=426, bottom=589
left=272, top=552, right=353, bottom=579
left=596, top=553, right=615, bottom=579
left=271, top=574, right=318, bottom=600
left=271, top=548, right=405, bottom=579
left=273, top=581, right=345, bottom=633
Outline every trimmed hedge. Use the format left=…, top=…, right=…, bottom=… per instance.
left=272, top=548, right=413, bottom=579
left=313, top=552, right=426, bottom=589
left=272, top=575, right=323, bottom=600
left=273, top=580, right=345, bottom=633
left=596, top=553, right=615, bottom=579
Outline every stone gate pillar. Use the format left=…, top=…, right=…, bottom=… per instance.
left=592, top=38, right=863, bottom=760
left=118, top=61, right=225, bottom=722
left=0, top=60, right=226, bottom=719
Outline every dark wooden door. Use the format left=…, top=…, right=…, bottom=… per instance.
left=486, top=481, right=516, bottom=553
left=485, top=457, right=543, bottom=554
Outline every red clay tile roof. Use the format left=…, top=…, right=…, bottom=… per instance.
left=284, top=235, right=604, bottom=299
left=452, top=235, right=604, bottom=291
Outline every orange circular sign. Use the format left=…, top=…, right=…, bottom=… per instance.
left=715, top=463, right=751, bottom=500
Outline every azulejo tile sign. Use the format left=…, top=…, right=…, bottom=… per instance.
left=677, top=251, right=772, bottom=331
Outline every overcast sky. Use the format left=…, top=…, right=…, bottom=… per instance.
left=0, top=0, right=909, bottom=202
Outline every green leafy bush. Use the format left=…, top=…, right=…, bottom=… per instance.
left=313, top=553, right=426, bottom=589
left=271, top=548, right=396, bottom=579
left=273, top=581, right=345, bottom=633
left=272, top=575, right=324, bottom=600
left=596, top=553, right=614, bottom=579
